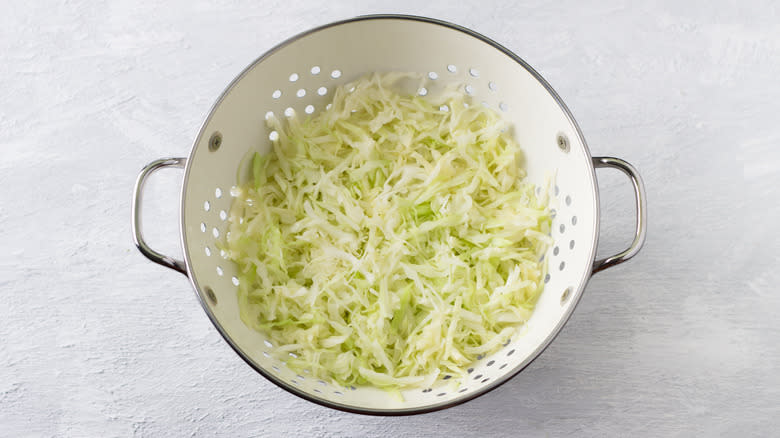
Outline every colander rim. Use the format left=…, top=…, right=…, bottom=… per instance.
left=179, top=13, right=600, bottom=416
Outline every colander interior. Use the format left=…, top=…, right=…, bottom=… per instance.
left=180, top=16, right=598, bottom=414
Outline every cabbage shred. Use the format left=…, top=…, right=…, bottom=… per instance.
left=225, top=73, right=551, bottom=390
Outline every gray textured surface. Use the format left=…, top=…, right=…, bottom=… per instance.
left=2, top=1, right=779, bottom=436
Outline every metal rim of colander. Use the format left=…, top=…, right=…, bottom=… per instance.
left=180, top=14, right=600, bottom=416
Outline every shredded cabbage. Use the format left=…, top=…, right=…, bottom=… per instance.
left=224, top=73, right=551, bottom=390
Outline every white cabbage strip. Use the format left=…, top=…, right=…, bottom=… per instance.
left=225, top=73, right=551, bottom=390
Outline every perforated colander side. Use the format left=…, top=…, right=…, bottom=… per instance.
left=128, top=15, right=646, bottom=415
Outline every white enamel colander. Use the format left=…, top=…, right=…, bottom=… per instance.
left=132, top=15, right=647, bottom=415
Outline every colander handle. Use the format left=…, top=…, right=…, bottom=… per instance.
left=591, top=156, right=647, bottom=274
left=132, top=157, right=188, bottom=276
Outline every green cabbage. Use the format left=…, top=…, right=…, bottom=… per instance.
left=224, top=73, right=551, bottom=390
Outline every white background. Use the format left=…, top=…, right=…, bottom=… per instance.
left=2, top=1, right=779, bottom=436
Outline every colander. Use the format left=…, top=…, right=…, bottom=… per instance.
left=131, top=15, right=647, bottom=415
